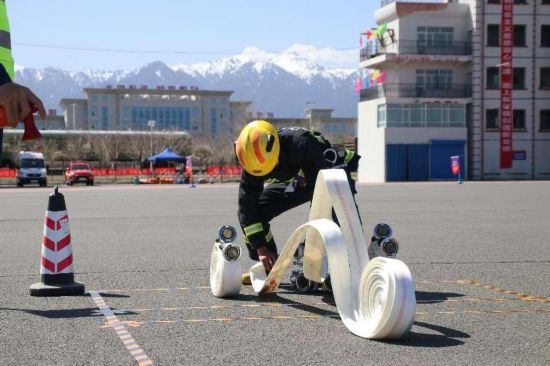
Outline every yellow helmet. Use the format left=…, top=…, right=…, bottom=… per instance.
left=235, top=120, right=280, bottom=176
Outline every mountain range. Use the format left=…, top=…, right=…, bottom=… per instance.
left=14, top=46, right=359, bottom=118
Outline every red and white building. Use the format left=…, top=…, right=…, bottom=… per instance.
left=358, top=0, right=550, bottom=181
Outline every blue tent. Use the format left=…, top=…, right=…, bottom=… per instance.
left=148, top=147, right=186, bottom=162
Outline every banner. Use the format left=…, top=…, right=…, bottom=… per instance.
left=450, top=156, right=460, bottom=176
left=500, top=0, right=513, bottom=169
left=185, top=155, right=193, bottom=175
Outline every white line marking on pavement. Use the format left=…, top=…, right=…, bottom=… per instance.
left=89, top=291, right=155, bottom=366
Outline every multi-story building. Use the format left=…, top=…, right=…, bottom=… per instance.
left=261, top=108, right=357, bottom=143
left=358, top=0, right=550, bottom=181
left=59, top=85, right=252, bottom=137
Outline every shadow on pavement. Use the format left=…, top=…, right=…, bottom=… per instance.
left=389, top=321, right=469, bottom=348
left=415, top=291, right=465, bottom=304
left=226, top=292, right=339, bottom=317
left=96, top=292, right=131, bottom=298
left=0, top=307, right=136, bottom=319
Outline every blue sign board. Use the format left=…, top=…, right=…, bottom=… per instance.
left=512, top=150, right=526, bottom=160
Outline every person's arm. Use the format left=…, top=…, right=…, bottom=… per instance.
left=238, top=172, right=268, bottom=250
left=300, top=134, right=329, bottom=188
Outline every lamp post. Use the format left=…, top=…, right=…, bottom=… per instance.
left=148, top=120, right=156, bottom=175
left=305, top=101, right=315, bottom=130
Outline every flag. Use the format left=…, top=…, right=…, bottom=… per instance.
left=377, top=71, right=387, bottom=85
left=359, top=34, right=363, bottom=48
left=186, top=155, right=193, bottom=175
left=367, top=30, right=374, bottom=40
left=373, top=23, right=387, bottom=38
left=450, top=155, right=460, bottom=176
left=371, top=69, right=380, bottom=84
left=354, top=78, right=363, bottom=92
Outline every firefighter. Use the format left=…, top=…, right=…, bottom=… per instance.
left=235, top=120, right=360, bottom=286
left=0, top=0, right=46, bottom=153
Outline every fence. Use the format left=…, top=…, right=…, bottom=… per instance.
left=1, top=166, right=242, bottom=179
left=0, top=167, right=177, bottom=178
left=207, top=166, right=242, bottom=176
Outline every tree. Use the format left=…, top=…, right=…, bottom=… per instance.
left=193, top=145, right=214, bottom=174
left=126, top=134, right=149, bottom=167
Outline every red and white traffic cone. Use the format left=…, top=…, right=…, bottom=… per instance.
left=30, top=186, right=85, bottom=296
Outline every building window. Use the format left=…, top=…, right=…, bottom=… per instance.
left=379, top=104, right=465, bottom=128
left=210, top=108, right=217, bottom=135
left=513, top=110, right=526, bottom=130
left=101, top=95, right=109, bottom=103
left=541, top=110, right=550, bottom=130
left=514, top=25, right=526, bottom=47
left=377, top=105, right=387, bottom=128
left=542, top=25, right=550, bottom=47
left=417, top=26, right=454, bottom=50
left=486, top=109, right=499, bottom=129
left=487, top=25, right=500, bottom=46
left=513, top=68, right=526, bottom=89
left=487, top=67, right=500, bottom=89
left=543, top=0, right=550, bottom=4
left=416, top=69, right=453, bottom=90
left=101, top=107, right=108, bottom=130
left=541, top=67, right=550, bottom=89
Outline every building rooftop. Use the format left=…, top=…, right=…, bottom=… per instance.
left=59, top=98, right=87, bottom=106
left=83, top=85, right=233, bottom=97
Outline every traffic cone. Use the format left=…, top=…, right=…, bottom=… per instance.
left=30, top=186, right=85, bottom=296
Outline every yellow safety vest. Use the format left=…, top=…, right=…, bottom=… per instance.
left=0, top=0, right=14, bottom=80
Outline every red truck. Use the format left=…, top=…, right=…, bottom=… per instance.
left=65, top=161, right=94, bottom=186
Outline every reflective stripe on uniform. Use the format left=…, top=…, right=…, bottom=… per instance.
left=309, top=131, right=326, bottom=145
left=344, top=149, right=355, bottom=164
left=265, top=230, right=273, bottom=243
left=243, top=223, right=263, bottom=237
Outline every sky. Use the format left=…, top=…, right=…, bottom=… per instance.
left=8, top=1, right=378, bottom=72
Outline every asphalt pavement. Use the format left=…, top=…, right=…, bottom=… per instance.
left=0, top=181, right=548, bottom=365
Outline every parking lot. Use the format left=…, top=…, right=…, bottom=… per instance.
left=0, top=182, right=549, bottom=365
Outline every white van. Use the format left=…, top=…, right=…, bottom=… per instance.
left=17, top=151, right=47, bottom=187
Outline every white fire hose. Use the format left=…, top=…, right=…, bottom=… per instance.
left=210, top=169, right=416, bottom=339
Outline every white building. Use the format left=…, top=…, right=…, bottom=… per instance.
left=59, top=85, right=252, bottom=137
left=358, top=0, right=550, bottom=181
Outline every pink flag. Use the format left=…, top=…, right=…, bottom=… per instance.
left=186, top=156, right=193, bottom=175
left=354, top=78, right=363, bottom=92
left=377, top=71, right=387, bottom=84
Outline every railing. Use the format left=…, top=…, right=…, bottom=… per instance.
left=360, top=83, right=472, bottom=101
left=360, top=39, right=472, bottom=61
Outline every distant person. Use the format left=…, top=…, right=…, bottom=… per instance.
left=0, top=1, right=46, bottom=154
left=234, top=120, right=360, bottom=288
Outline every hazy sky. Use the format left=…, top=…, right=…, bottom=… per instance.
left=8, top=1, right=378, bottom=71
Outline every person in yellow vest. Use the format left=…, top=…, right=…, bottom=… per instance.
left=0, top=0, right=46, bottom=152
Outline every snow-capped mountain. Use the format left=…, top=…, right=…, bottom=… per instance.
left=15, top=45, right=359, bottom=117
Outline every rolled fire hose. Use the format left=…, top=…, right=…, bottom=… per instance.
left=210, top=241, right=242, bottom=298
left=210, top=169, right=416, bottom=339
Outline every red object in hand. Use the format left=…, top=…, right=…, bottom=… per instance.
left=0, top=103, right=42, bottom=140
left=22, top=104, right=42, bottom=141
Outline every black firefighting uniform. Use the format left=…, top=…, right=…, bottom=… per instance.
left=237, top=127, right=360, bottom=261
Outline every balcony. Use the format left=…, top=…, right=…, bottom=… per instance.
left=360, top=83, right=472, bottom=102
left=360, top=40, right=472, bottom=62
